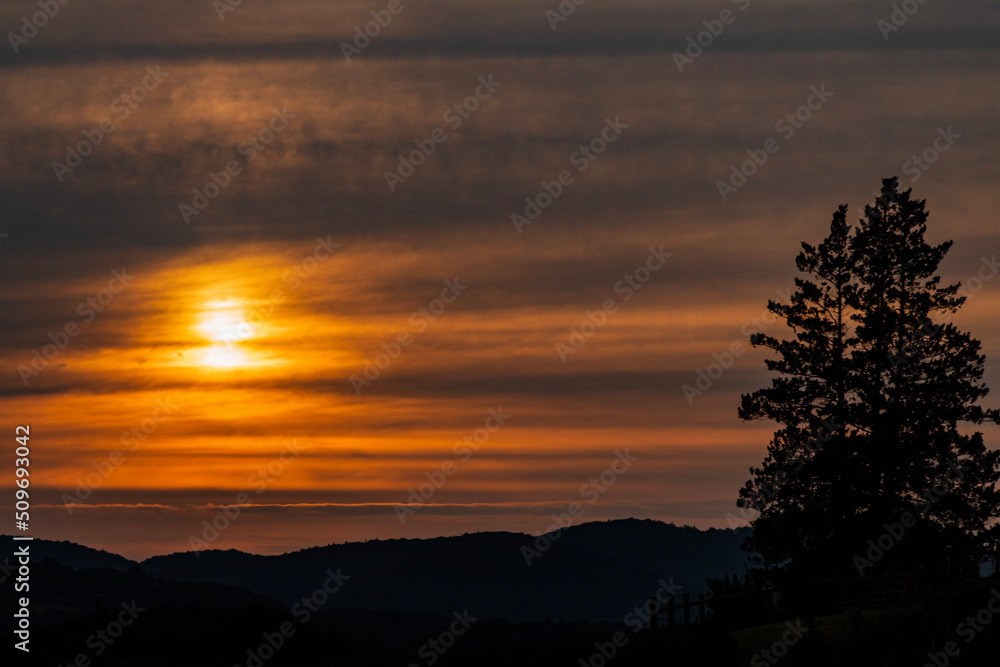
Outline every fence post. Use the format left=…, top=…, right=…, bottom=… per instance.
left=667, top=596, right=675, bottom=629
left=683, top=593, right=691, bottom=626
left=698, top=593, right=705, bottom=624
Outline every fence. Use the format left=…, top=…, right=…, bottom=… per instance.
left=650, top=565, right=916, bottom=629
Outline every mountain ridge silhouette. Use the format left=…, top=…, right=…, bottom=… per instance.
left=7, top=518, right=752, bottom=623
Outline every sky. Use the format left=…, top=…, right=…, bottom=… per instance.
left=1, top=0, right=999, bottom=561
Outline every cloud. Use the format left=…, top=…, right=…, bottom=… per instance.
left=2, top=0, right=999, bottom=557
left=1, top=0, right=998, bottom=67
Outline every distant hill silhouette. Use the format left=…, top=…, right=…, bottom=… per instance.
left=556, top=519, right=751, bottom=583
left=3, top=521, right=751, bottom=665
left=12, top=536, right=135, bottom=571
left=135, top=518, right=751, bottom=622
left=6, top=520, right=751, bottom=624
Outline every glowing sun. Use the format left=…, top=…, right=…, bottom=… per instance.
left=195, top=300, right=255, bottom=369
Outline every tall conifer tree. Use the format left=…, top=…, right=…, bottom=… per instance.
left=738, top=178, right=1000, bottom=576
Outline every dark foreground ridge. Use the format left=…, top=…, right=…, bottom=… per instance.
left=8, top=519, right=998, bottom=666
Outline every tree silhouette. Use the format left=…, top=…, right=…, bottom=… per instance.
left=737, top=177, right=1000, bottom=578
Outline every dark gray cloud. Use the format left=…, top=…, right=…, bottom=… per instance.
left=1, top=0, right=998, bottom=67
